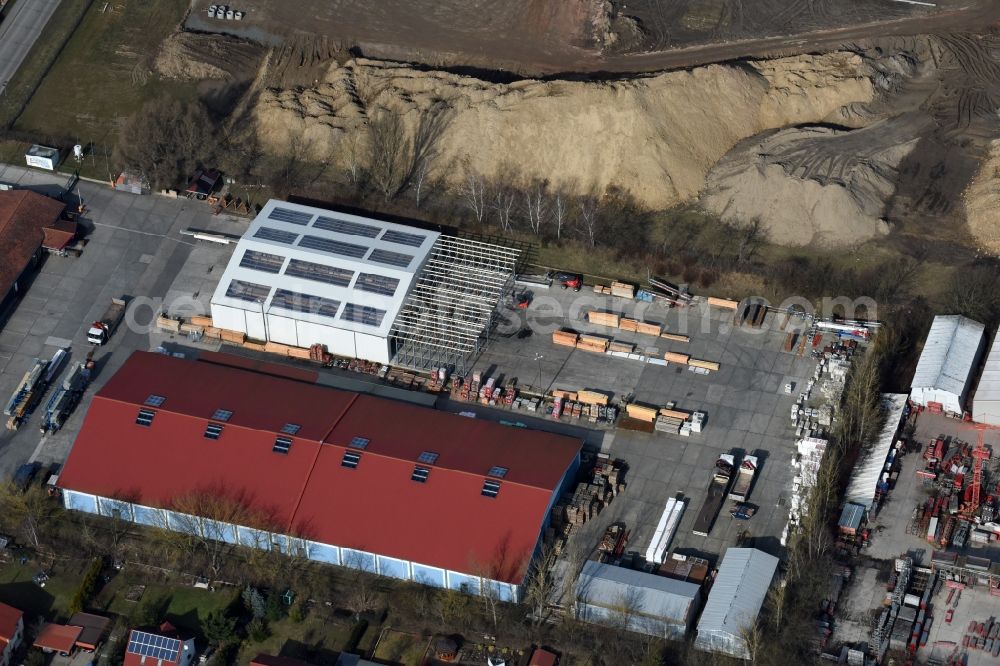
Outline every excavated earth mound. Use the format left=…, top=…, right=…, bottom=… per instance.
left=253, top=53, right=874, bottom=210
left=965, top=139, right=1000, bottom=255
left=155, top=32, right=264, bottom=81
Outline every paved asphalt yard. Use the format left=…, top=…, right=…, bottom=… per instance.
left=0, top=163, right=244, bottom=478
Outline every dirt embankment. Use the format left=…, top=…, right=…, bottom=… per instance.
left=965, top=140, right=1000, bottom=255
left=253, top=52, right=873, bottom=210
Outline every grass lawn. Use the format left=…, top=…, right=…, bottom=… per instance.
left=0, top=557, right=87, bottom=622
left=13, top=0, right=196, bottom=147
left=235, top=612, right=358, bottom=666
left=372, top=629, right=429, bottom=665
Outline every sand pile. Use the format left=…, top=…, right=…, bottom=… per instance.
left=965, top=140, right=1000, bottom=254
left=700, top=118, right=927, bottom=246
left=253, top=52, right=874, bottom=210
left=155, top=32, right=263, bottom=80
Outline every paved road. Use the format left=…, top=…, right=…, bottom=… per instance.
left=0, top=0, right=63, bottom=96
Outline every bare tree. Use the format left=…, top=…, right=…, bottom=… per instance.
left=343, top=131, right=365, bottom=188
left=578, top=195, right=600, bottom=247
left=523, top=180, right=549, bottom=236
left=0, top=483, right=57, bottom=551
left=492, top=187, right=516, bottom=232
left=458, top=163, right=488, bottom=223
left=523, top=543, right=560, bottom=628
left=739, top=620, right=764, bottom=664
left=553, top=190, right=567, bottom=240
left=367, top=109, right=408, bottom=201
left=737, top=218, right=766, bottom=265
left=401, top=102, right=452, bottom=206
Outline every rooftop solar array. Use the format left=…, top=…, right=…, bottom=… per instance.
left=417, top=451, right=439, bottom=464
left=284, top=259, right=354, bottom=287
left=127, top=631, right=181, bottom=662
left=253, top=227, right=299, bottom=244
left=354, top=273, right=399, bottom=297
left=144, top=395, right=165, bottom=407
left=268, top=207, right=313, bottom=225
left=380, top=229, right=426, bottom=247
left=314, top=216, right=381, bottom=238
left=270, top=289, right=341, bottom=318
left=487, top=466, right=509, bottom=478
left=226, top=280, right=271, bottom=303
left=367, top=249, right=413, bottom=268
left=341, top=303, right=386, bottom=327
left=280, top=423, right=301, bottom=435
left=298, top=235, right=368, bottom=258
left=239, top=249, right=285, bottom=274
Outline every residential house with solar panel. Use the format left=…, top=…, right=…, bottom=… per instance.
left=208, top=199, right=521, bottom=373
left=124, top=624, right=195, bottom=666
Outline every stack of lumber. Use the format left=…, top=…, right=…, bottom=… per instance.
left=578, top=389, right=610, bottom=406
left=202, top=326, right=222, bottom=339
left=264, top=341, right=291, bottom=356
left=618, top=317, right=639, bottom=332
left=588, top=310, right=621, bottom=327
left=618, top=416, right=655, bottom=433
left=577, top=334, right=609, bottom=353
left=156, top=315, right=181, bottom=333
left=665, top=351, right=690, bottom=364
left=179, top=322, right=203, bottom=335
left=552, top=389, right=578, bottom=401
left=625, top=403, right=659, bottom=422
left=707, top=296, right=739, bottom=309
left=191, top=315, right=213, bottom=327
left=566, top=483, right=599, bottom=525
left=637, top=321, right=662, bottom=336
left=659, top=408, right=690, bottom=420
left=592, top=284, right=612, bottom=295
left=608, top=341, right=634, bottom=353
left=660, top=332, right=690, bottom=343
left=221, top=329, right=246, bottom=344
left=688, top=358, right=720, bottom=372
left=611, top=281, right=636, bottom=299
left=287, top=347, right=312, bottom=360
left=243, top=341, right=266, bottom=352
left=552, top=329, right=579, bottom=347
left=655, top=413, right=685, bottom=434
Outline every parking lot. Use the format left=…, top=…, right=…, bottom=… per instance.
left=0, top=163, right=244, bottom=478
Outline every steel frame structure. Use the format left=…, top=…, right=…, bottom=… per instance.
left=390, top=234, right=521, bottom=374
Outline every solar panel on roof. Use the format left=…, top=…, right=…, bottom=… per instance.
left=340, top=303, right=386, bottom=327
left=349, top=436, right=369, bottom=449
left=367, top=248, right=413, bottom=268
left=417, top=451, right=438, bottom=464
left=354, top=273, right=399, bottom=297
left=313, top=216, right=381, bottom=238
left=280, top=423, right=301, bottom=435
left=284, top=259, right=354, bottom=287
left=487, top=466, right=508, bottom=478
left=380, top=229, right=426, bottom=247
left=211, top=409, right=233, bottom=422
left=270, top=289, right=341, bottom=318
left=298, top=235, right=368, bottom=258
left=253, top=226, right=299, bottom=244
left=225, top=280, right=270, bottom=303
left=239, top=249, right=285, bottom=274
left=145, top=395, right=165, bottom=407
left=268, top=207, right=313, bottom=225
left=127, top=631, right=181, bottom=662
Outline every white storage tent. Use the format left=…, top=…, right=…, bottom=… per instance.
left=973, top=332, right=1000, bottom=425
left=695, top=548, right=778, bottom=659
left=910, top=315, right=985, bottom=415
left=844, top=393, right=908, bottom=511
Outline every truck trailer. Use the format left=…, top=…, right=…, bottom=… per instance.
left=693, top=454, right=735, bottom=536
left=39, top=355, right=93, bottom=434
left=88, top=297, right=127, bottom=345
left=728, top=455, right=759, bottom=502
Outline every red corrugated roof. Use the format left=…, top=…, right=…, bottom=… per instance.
left=0, top=602, right=21, bottom=641
left=59, top=352, right=580, bottom=584
left=41, top=219, right=77, bottom=250
left=0, top=191, right=64, bottom=296
left=33, top=624, right=82, bottom=654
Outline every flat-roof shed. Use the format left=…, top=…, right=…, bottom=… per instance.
left=973, top=331, right=1000, bottom=425
left=33, top=624, right=82, bottom=655
left=910, top=315, right=986, bottom=415
left=695, top=548, right=778, bottom=659
left=844, top=393, right=909, bottom=511
left=575, top=560, right=700, bottom=639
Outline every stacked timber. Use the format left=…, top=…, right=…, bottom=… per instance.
left=637, top=322, right=662, bottom=336
left=202, top=326, right=223, bottom=339
left=552, top=329, right=579, bottom=347
left=655, top=413, right=685, bottom=434
left=665, top=352, right=690, bottom=364
left=221, top=329, right=246, bottom=344
left=264, top=342, right=291, bottom=356
left=625, top=403, right=659, bottom=422
left=608, top=341, right=634, bottom=353
left=619, top=317, right=639, bottom=332
left=611, top=281, right=636, bottom=299
left=287, top=347, right=312, bottom=360
left=689, top=359, right=720, bottom=372
left=578, top=390, right=610, bottom=406
left=191, top=315, right=214, bottom=327
left=707, top=296, right=739, bottom=309
left=588, top=310, right=621, bottom=327
left=593, top=284, right=612, bottom=295
left=660, top=332, right=690, bottom=343
left=243, top=341, right=266, bottom=352
left=552, top=389, right=578, bottom=401
left=156, top=315, right=181, bottom=333
left=577, top=334, right=609, bottom=353
left=659, top=408, right=690, bottom=421
left=179, top=322, right=203, bottom=335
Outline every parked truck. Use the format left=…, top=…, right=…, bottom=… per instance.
left=39, top=352, right=94, bottom=434
left=4, top=358, right=49, bottom=430
left=87, top=297, right=127, bottom=345
left=728, top=455, right=759, bottom=502
left=693, top=454, right=735, bottom=536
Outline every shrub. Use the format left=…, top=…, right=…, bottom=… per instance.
left=68, top=557, right=103, bottom=615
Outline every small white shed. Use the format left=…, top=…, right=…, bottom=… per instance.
left=910, top=315, right=985, bottom=415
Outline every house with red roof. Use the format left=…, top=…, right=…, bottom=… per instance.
left=0, top=190, right=64, bottom=317
left=58, top=352, right=581, bottom=600
left=0, top=602, right=24, bottom=666
left=122, top=624, right=195, bottom=666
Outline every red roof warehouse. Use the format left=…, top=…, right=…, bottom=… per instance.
left=59, top=352, right=581, bottom=590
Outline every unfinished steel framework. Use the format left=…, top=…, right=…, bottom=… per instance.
left=390, top=234, right=521, bottom=374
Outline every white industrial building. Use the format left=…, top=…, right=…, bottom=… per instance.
left=910, top=315, right=986, bottom=415
left=575, top=560, right=700, bottom=639
left=210, top=200, right=520, bottom=371
left=973, top=332, right=1000, bottom=425
left=695, top=548, right=779, bottom=659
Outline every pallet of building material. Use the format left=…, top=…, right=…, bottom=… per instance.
left=617, top=416, right=655, bottom=433
left=552, top=389, right=578, bottom=401
left=707, top=296, right=739, bottom=309
left=243, top=341, right=266, bottom=352
left=220, top=329, right=246, bottom=344
left=190, top=315, right=213, bottom=328
left=618, top=317, right=639, bottom=332
left=264, top=341, right=291, bottom=356
left=578, top=390, right=610, bottom=406
left=552, top=329, right=579, bottom=347
left=664, top=351, right=690, bottom=364
left=688, top=359, right=720, bottom=372
left=655, top=416, right=681, bottom=434
left=637, top=322, right=663, bottom=336
left=611, top=281, right=636, bottom=299
left=179, top=322, right=204, bottom=335
left=659, top=408, right=690, bottom=421
left=660, top=332, right=690, bottom=343
left=201, top=326, right=223, bottom=339
left=608, top=341, right=634, bottom=354
left=588, top=310, right=620, bottom=327
left=285, top=347, right=311, bottom=360
left=577, top=334, right=609, bottom=352
left=156, top=315, right=181, bottom=333
left=625, top=403, right=659, bottom=422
